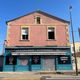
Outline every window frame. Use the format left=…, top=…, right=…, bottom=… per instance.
left=21, top=27, right=29, bottom=41
left=35, top=16, right=42, bottom=24
left=47, top=26, right=56, bottom=40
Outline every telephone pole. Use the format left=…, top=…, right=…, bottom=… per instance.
left=69, top=6, right=78, bottom=76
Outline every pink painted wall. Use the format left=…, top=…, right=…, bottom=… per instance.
left=5, top=12, right=69, bottom=47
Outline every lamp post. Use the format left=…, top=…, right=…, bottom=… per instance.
left=78, top=27, right=80, bottom=39
left=69, top=6, right=78, bottom=76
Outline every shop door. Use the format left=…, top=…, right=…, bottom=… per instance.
left=17, top=56, right=29, bottom=71
left=43, top=56, right=55, bottom=71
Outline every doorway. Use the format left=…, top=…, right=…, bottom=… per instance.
left=43, top=56, right=55, bottom=71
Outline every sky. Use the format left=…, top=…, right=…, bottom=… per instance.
left=0, top=0, right=80, bottom=54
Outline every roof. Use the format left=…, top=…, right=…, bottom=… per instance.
left=6, top=10, right=70, bottom=24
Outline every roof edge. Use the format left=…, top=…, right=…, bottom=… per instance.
left=6, top=10, right=70, bottom=24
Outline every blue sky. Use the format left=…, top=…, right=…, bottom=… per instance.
left=0, top=0, right=80, bottom=54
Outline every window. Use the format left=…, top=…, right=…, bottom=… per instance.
left=5, top=56, right=17, bottom=65
left=58, top=55, right=71, bottom=64
left=18, top=57, right=28, bottom=66
left=35, top=16, right=41, bottom=24
left=79, top=46, right=80, bottom=52
left=31, top=56, right=41, bottom=64
left=48, top=27, right=55, bottom=40
left=21, top=28, right=28, bottom=40
left=72, top=47, right=74, bottom=53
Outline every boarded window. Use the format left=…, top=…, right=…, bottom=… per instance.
left=48, top=27, right=55, bottom=40
left=21, top=28, right=28, bottom=40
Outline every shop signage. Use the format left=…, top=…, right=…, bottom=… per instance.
left=58, top=55, right=71, bottom=64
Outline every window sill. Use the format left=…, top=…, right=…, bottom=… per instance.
left=46, top=39, right=56, bottom=41
left=19, top=40, right=30, bottom=41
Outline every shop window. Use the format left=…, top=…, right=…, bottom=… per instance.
left=48, top=27, right=55, bottom=40
left=21, top=28, right=28, bottom=40
left=5, top=56, right=17, bottom=65
left=18, top=57, right=28, bottom=66
left=58, top=55, right=71, bottom=64
left=31, top=56, right=41, bottom=64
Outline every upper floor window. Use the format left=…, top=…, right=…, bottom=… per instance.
left=21, top=28, right=28, bottom=40
left=48, top=27, right=55, bottom=40
left=35, top=16, right=41, bottom=24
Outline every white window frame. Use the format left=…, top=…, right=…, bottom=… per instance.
left=47, top=26, right=56, bottom=40
left=21, top=27, right=29, bottom=40
left=35, top=16, right=42, bottom=24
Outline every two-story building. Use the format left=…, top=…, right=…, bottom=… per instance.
left=3, top=10, right=72, bottom=71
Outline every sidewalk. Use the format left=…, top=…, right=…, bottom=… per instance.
left=0, top=71, right=80, bottom=80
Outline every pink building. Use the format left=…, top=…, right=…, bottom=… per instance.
left=3, top=10, right=72, bottom=71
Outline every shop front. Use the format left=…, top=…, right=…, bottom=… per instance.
left=3, top=46, right=72, bottom=71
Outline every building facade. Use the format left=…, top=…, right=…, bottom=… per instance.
left=70, top=42, right=80, bottom=70
left=72, top=52, right=80, bottom=70
left=71, top=42, right=80, bottom=53
left=3, top=10, right=72, bottom=71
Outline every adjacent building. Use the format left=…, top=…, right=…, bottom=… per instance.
left=70, top=42, right=80, bottom=70
left=3, top=10, right=72, bottom=71
left=71, top=42, right=80, bottom=54
left=72, top=52, right=80, bottom=70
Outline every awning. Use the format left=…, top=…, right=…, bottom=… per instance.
left=12, top=51, right=66, bottom=55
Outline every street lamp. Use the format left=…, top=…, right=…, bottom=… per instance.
left=69, top=6, right=78, bottom=76
left=78, top=27, right=80, bottom=39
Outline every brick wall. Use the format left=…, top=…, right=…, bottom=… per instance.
left=6, top=12, right=69, bottom=47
